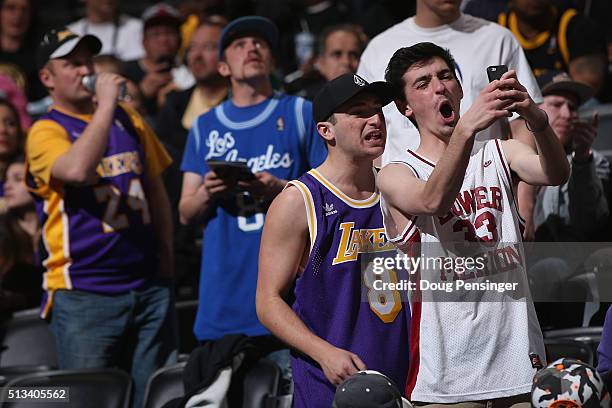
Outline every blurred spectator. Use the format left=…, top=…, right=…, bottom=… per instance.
left=285, top=24, right=365, bottom=100
left=122, top=3, right=194, bottom=118
left=67, top=0, right=144, bottom=61
left=93, top=54, right=146, bottom=118
left=0, top=98, right=23, bottom=213
left=532, top=73, right=609, bottom=242
left=156, top=17, right=227, bottom=291
left=494, top=0, right=607, bottom=95
left=0, top=74, right=31, bottom=129
left=156, top=18, right=228, bottom=155
left=174, top=1, right=229, bottom=57
left=0, top=157, right=42, bottom=318
left=357, top=0, right=541, bottom=166
left=526, top=73, right=608, bottom=329
left=28, top=27, right=176, bottom=408
left=0, top=0, right=46, bottom=102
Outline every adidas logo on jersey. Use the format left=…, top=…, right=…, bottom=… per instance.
left=324, top=203, right=337, bottom=216
left=483, top=160, right=492, bottom=167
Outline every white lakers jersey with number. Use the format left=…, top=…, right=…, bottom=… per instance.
left=380, top=139, right=545, bottom=403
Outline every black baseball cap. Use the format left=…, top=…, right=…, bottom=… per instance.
left=333, top=371, right=410, bottom=408
left=142, top=3, right=183, bottom=30
left=37, top=27, right=102, bottom=70
left=537, top=71, right=594, bottom=106
left=219, top=16, right=279, bottom=59
left=313, top=73, right=397, bottom=123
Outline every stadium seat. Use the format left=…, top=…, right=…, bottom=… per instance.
left=544, top=338, right=595, bottom=365
left=0, top=365, right=54, bottom=386
left=544, top=327, right=603, bottom=365
left=0, top=311, right=57, bottom=368
left=155, top=357, right=288, bottom=408
left=1, top=367, right=132, bottom=408
left=242, top=357, right=282, bottom=408
left=544, top=326, right=603, bottom=342
left=142, top=362, right=186, bottom=408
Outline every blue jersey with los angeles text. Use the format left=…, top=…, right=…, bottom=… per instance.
left=181, top=92, right=327, bottom=341
left=288, top=169, right=410, bottom=408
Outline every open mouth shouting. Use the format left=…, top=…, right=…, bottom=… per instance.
left=437, top=99, right=457, bottom=125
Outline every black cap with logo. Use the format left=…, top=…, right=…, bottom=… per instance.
left=142, top=3, right=183, bottom=30
left=333, top=371, right=410, bottom=408
left=36, top=27, right=102, bottom=70
left=313, top=73, right=397, bottom=123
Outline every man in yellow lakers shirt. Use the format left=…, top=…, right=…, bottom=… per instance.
left=26, top=27, right=176, bottom=408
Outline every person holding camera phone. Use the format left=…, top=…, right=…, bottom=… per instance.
left=122, top=3, right=195, bottom=117
left=179, top=16, right=327, bottom=376
left=378, top=42, right=569, bottom=406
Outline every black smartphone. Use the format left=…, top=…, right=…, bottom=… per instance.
left=487, top=65, right=508, bottom=82
left=206, top=160, right=255, bottom=181
left=156, top=56, right=174, bottom=73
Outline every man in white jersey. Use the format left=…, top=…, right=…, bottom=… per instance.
left=357, top=0, right=541, bottom=166
left=378, top=42, right=570, bottom=406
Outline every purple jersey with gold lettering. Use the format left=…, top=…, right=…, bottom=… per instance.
left=26, top=104, right=171, bottom=317
left=288, top=168, right=410, bottom=408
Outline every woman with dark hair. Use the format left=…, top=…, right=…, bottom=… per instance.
left=0, top=0, right=46, bottom=102
left=0, top=98, right=23, bottom=212
left=0, top=156, right=42, bottom=315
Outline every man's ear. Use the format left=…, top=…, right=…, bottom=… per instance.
left=39, top=67, right=53, bottom=90
left=316, top=121, right=336, bottom=146
left=217, top=61, right=231, bottom=78
left=394, top=99, right=413, bottom=119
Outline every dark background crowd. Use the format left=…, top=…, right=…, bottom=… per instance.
left=0, top=0, right=612, bottom=406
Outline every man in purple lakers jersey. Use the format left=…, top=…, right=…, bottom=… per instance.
left=26, top=28, right=176, bottom=408
left=257, top=74, right=410, bottom=407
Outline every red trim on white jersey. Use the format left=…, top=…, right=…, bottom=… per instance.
left=406, top=293, right=422, bottom=399
left=407, top=150, right=436, bottom=167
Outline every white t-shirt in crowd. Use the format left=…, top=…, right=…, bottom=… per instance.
left=357, top=13, right=542, bottom=165
left=172, top=64, right=195, bottom=91
left=68, top=14, right=144, bottom=61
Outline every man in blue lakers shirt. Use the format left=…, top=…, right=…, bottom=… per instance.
left=26, top=27, right=176, bottom=408
left=256, top=74, right=410, bottom=407
left=179, top=16, right=327, bottom=366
